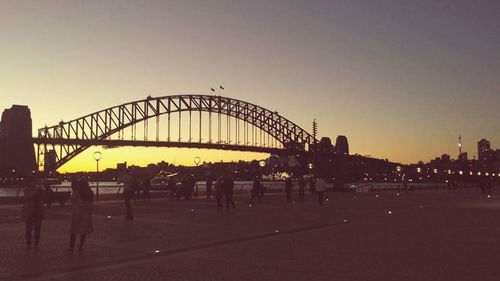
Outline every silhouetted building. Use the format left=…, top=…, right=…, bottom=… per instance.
left=117, top=162, right=127, bottom=171
left=335, top=135, right=349, bottom=155
left=44, top=150, right=56, bottom=172
left=478, top=139, right=491, bottom=161
left=0, top=105, right=36, bottom=177
left=441, top=154, right=451, bottom=162
left=458, top=152, right=468, bottom=161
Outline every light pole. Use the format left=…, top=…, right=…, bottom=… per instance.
left=194, top=156, right=201, bottom=197
left=259, top=160, right=266, bottom=179
left=93, top=151, right=102, bottom=201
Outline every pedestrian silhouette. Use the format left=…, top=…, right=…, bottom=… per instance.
left=22, top=181, right=45, bottom=250
left=214, top=176, right=224, bottom=210
left=68, top=177, right=93, bottom=252
left=285, top=177, right=293, bottom=202
left=206, top=177, right=213, bottom=199
left=121, top=170, right=134, bottom=220
left=298, top=176, right=306, bottom=202
left=223, top=173, right=236, bottom=212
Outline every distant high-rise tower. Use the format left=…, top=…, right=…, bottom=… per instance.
left=478, top=139, right=491, bottom=161
left=458, top=135, right=462, bottom=156
left=335, top=135, right=349, bottom=155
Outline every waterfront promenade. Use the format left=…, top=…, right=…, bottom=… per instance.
left=1, top=189, right=499, bottom=281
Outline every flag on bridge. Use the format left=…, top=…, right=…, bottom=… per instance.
left=220, top=85, right=224, bottom=90
left=210, top=88, right=215, bottom=92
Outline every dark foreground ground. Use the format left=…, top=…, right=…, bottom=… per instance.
left=0, top=189, right=499, bottom=281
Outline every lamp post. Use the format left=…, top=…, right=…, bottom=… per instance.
left=194, top=156, right=201, bottom=197
left=259, top=160, right=266, bottom=179
left=93, top=151, right=102, bottom=201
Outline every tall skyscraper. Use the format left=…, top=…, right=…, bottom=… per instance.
left=478, top=139, right=491, bottom=161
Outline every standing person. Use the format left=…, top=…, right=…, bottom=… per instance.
left=43, top=182, right=54, bottom=208
left=214, top=177, right=224, bottom=211
left=316, top=177, right=327, bottom=206
left=22, top=182, right=45, bottom=250
left=167, top=177, right=176, bottom=199
left=285, top=177, right=293, bottom=202
left=141, top=174, right=151, bottom=200
left=298, top=176, right=306, bottom=202
left=309, top=177, right=316, bottom=194
left=121, top=170, right=134, bottom=220
left=68, top=177, right=93, bottom=252
left=223, top=173, right=236, bottom=212
left=250, top=176, right=262, bottom=204
left=206, top=177, right=213, bottom=199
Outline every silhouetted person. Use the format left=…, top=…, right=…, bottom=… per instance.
left=298, top=176, right=306, bottom=202
left=285, top=178, right=293, bottom=202
left=316, top=177, right=326, bottom=206
left=68, top=178, right=93, bottom=252
left=141, top=175, right=151, bottom=200
left=167, top=177, right=176, bottom=199
left=309, top=177, right=316, bottom=194
left=43, top=182, right=54, bottom=208
left=250, top=177, right=263, bottom=203
left=214, top=177, right=224, bottom=210
left=121, top=170, right=134, bottom=220
left=223, top=173, right=236, bottom=211
left=206, top=177, right=213, bottom=199
left=22, top=182, right=45, bottom=250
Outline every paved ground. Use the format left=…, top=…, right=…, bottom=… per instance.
left=0, top=188, right=499, bottom=281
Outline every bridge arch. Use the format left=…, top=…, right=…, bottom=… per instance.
left=35, top=95, right=316, bottom=170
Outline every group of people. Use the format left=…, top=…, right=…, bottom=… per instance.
left=22, top=176, right=93, bottom=252
left=283, top=176, right=328, bottom=205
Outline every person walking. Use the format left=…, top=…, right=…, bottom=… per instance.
left=214, top=177, right=224, bottom=211
left=121, top=170, right=134, bottom=220
left=316, top=177, right=327, bottom=206
left=285, top=177, right=293, bottom=202
left=298, top=176, right=306, bottom=202
left=22, top=181, right=45, bottom=250
left=223, top=173, right=236, bottom=212
left=206, top=177, right=213, bottom=199
left=68, top=178, right=93, bottom=252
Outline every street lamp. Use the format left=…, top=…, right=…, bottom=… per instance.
left=93, top=151, right=102, bottom=201
left=194, top=156, right=201, bottom=197
left=259, top=160, right=266, bottom=179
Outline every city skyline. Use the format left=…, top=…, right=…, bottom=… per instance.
left=1, top=1, right=499, bottom=172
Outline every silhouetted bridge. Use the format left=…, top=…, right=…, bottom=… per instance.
left=34, top=95, right=317, bottom=171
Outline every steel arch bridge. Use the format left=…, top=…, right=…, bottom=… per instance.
left=33, top=95, right=317, bottom=171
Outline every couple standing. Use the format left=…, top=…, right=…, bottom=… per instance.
left=22, top=177, right=93, bottom=252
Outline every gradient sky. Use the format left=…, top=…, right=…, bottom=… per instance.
left=1, top=0, right=499, bottom=172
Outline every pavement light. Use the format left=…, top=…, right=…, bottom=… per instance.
left=343, top=219, right=348, bottom=223
left=388, top=211, right=392, bottom=215
left=190, top=209, right=194, bottom=212
left=249, top=204, right=252, bottom=207
left=326, top=198, right=329, bottom=202
left=420, top=205, right=424, bottom=208
left=488, top=195, right=491, bottom=198
left=375, top=195, right=379, bottom=198
left=396, top=193, right=400, bottom=196
left=154, top=250, right=160, bottom=254
left=107, top=216, right=111, bottom=219
left=275, top=230, right=279, bottom=233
